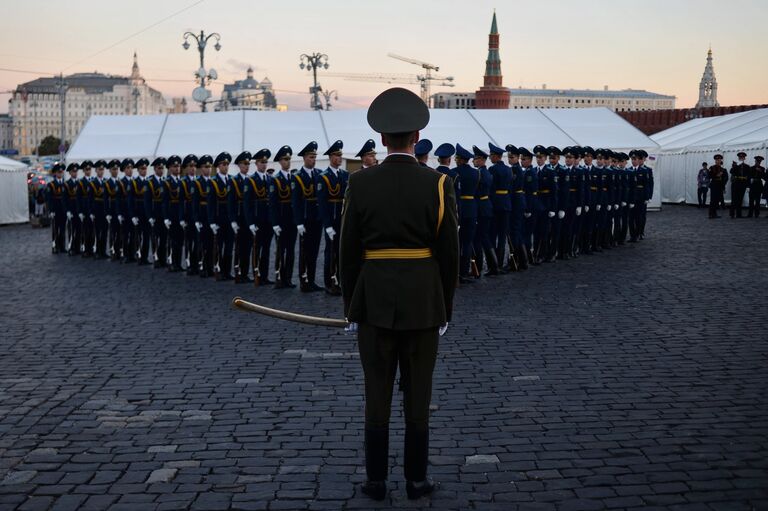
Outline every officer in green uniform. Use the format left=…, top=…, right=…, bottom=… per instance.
left=340, top=87, right=459, bottom=501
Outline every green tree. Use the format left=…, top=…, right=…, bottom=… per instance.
left=37, top=135, right=68, bottom=156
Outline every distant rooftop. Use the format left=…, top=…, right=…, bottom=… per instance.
left=16, top=72, right=160, bottom=96
left=510, top=87, right=676, bottom=100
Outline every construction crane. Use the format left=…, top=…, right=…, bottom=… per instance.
left=387, top=53, right=453, bottom=104
left=322, top=71, right=454, bottom=106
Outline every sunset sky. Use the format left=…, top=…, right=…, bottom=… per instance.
left=2, top=0, right=767, bottom=113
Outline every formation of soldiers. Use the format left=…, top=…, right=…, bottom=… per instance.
left=703, top=152, right=766, bottom=219
left=43, top=140, right=653, bottom=288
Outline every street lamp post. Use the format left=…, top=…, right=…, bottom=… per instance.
left=299, top=53, right=329, bottom=111
left=321, top=89, right=338, bottom=111
left=182, top=30, right=221, bottom=112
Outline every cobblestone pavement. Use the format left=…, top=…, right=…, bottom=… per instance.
left=0, top=206, right=766, bottom=511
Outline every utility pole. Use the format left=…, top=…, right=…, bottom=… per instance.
left=56, top=73, right=67, bottom=161
left=299, top=53, right=329, bottom=111
left=182, top=30, right=221, bottom=112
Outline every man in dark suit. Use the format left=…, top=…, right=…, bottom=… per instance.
left=340, top=87, right=459, bottom=501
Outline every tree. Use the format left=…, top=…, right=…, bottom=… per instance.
left=37, top=136, right=68, bottom=156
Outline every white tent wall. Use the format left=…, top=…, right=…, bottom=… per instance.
left=0, top=156, right=30, bottom=225
left=67, top=114, right=168, bottom=161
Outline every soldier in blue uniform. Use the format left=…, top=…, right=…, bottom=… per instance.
left=293, top=142, right=323, bottom=292
left=509, top=145, right=528, bottom=269
left=88, top=160, right=109, bottom=259
left=78, top=160, right=94, bottom=257
left=145, top=157, right=167, bottom=268
left=454, top=143, right=478, bottom=283
left=317, top=140, right=348, bottom=295
left=581, top=147, right=597, bottom=254
left=230, top=151, right=253, bottom=282
left=534, top=146, right=557, bottom=263
left=593, top=149, right=610, bottom=251
left=163, top=155, right=184, bottom=272
left=269, top=145, right=297, bottom=288
left=130, top=158, right=151, bottom=265
left=118, top=159, right=135, bottom=262
left=638, top=149, right=652, bottom=237
left=44, top=163, right=67, bottom=254
left=414, top=139, right=433, bottom=167
left=193, top=155, right=214, bottom=277
left=616, top=152, right=630, bottom=244
left=180, top=155, right=199, bottom=274
left=209, top=152, right=234, bottom=280
left=245, top=149, right=273, bottom=284
left=604, top=150, right=619, bottom=247
left=730, top=151, right=750, bottom=219
left=487, top=143, right=511, bottom=269
left=104, top=159, right=122, bottom=260
left=434, top=143, right=458, bottom=194
left=472, top=145, right=497, bottom=276
left=520, top=147, right=539, bottom=264
left=562, top=147, right=582, bottom=259
left=546, top=147, right=566, bottom=262
left=357, top=139, right=377, bottom=170
left=63, top=163, right=81, bottom=255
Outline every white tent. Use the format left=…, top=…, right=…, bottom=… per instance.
left=0, top=155, right=30, bottom=225
left=651, top=108, right=768, bottom=204
left=67, top=107, right=660, bottom=207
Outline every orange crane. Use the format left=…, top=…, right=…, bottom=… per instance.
left=387, top=53, right=453, bottom=104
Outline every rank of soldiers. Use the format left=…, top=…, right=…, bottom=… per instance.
left=44, top=140, right=653, bottom=288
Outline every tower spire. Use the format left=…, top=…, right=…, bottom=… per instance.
left=695, top=46, right=718, bottom=109
left=475, top=10, right=510, bottom=109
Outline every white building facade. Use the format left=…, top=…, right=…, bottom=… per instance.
left=8, top=53, right=166, bottom=155
left=215, top=68, right=278, bottom=112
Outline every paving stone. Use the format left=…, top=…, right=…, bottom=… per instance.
left=0, top=470, right=37, bottom=485
left=465, top=454, right=500, bottom=465
left=146, top=468, right=178, bottom=484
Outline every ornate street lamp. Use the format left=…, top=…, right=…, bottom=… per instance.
left=299, top=53, right=329, bottom=111
left=182, top=30, right=222, bottom=112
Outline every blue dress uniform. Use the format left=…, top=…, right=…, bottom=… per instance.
left=509, top=149, right=528, bottom=269
left=230, top=151, right=254, bottom=282
left=88, top=169, right=108, bottom=259
left=638, top=150, right=652, bottom=238
left=534, top=146, right=558, bottom=263
left=104, top=160, right=122, bottom=260
left=63, top=164, right=81, bottom=255
left=180, top=155, right=199, bottom=274
left=487, top=143, right=511, bottom=267
left=604, top=154, right=619, bottom=247
left=293, top=142, right=323, bottom=292
left=585, top=149, right=602, bottom=252
left=471, top=146, right=496, bottom=276
left=434, top=143, right=459, bottom=196
left=208, top=152, right=234, bottom=280
left=129, top=160, right=151, bottom=265
left=520, top=147, right=539, bottom=263
left=118, top=159, right=135, bottom=262
left=548, top=147, right=567, bottom=262
left=144, top=157, right=167, bottom=267
left=244, top=149, right=273, bottom=284
left=163, top=156, right=184, bottom=272
left=616, top=153, right=630, bottom=244
left=317, top=140, right=349, bottom=294
left=78, top=161, right=94, bottom=256
left=454, top=143, right=479, bottom=281
left=193, top=155, right=214, bottom=277
left=269, top=146, right=297, bottom=288
left=44, top=164, right=67, bottom=253
left=568, top=148, right=587, bottom=258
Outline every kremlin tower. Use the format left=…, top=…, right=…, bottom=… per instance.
left=475, top=11, right=510, bottom=109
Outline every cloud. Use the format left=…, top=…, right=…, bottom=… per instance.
left=224, top=59, right=263, bottom=75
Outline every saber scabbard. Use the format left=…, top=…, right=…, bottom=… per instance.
left=231, top=296, right=348, bottom=328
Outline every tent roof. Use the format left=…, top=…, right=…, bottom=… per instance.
left=652, top=108, right=768, bottom=152
left=0, top=155, right=28, bottom=172
left=67, top=107, right=658, bottom=162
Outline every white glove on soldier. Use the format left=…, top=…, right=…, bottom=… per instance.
left=596, top=205, right=601, bottom=211
left=118, top=215, right=124, bottom=223
left=644, top=200, right=649, bottom=204
left=584, top=205, right=589, bottom=213
left=210, top=223, right=219, bottom=234
left=67, top=211, right=73, bottom=219
left=548, top=211, right=555, bottom=218
left=230, top=221, right=239, bottom=234
left=524, top=212, right=532, bottom=218
left=79, top=213, right=85, bottom=221
left=621, top=201, right=627, bottom=207
left=273, top=225, right=282, bottom=236
left=557, top=210, right=565, bottom=219
left=106, top=215, right=112, bottom=222
left=344, top=322, right=358, bottom=335
left=132, top=217, right=139, bottom=226
left=575, top=207, right=582, bottom=216
left=614, top=203, right=619, bottom=209
left=249, top=224, right=257, bottom=235
left=297, top=224, right=306, bottom=236
left=149, top=218, right=156, bottom=226
left=180, top=220, right=187, bottom=228
left=164, top=219, right=172, bottom=229
left=439, top=323, right=449, bottom=336
left=49, top=212, right=56, bottom=219
left=325, top=227, right=336, bottom=240
left=195, top=222, right=202, bottom=232
left=89, top=214, right=95, bottom=221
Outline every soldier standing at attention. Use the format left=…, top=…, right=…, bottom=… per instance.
left=104, top=160, right=122, bottom=260
left=414, top=139, right=433, bottom=167
left=118, top=159, right=135, bottom=263
left=357, top=139, right=377, bottom=170
left=747, top=155, right=765, bottom=218
left=163, top=155, right=184, bottom=272
left=472, top=145, right=497, bottom=276
left=246, top=149, right=273, bottom=284
left=64, top=163, right=81, bottom=255
left=730, top=151, right=750, bottom=218
left=454, top=143, right=478, bottom=283
left=181, top=155, right=199, bottom=275
left=209, top=152, right=234, bottom=280
left=131, top=159, right=151, bottom=265
left=89, top=161, right=109, bottom=259
left=708, top=154, right=727, bottom=219
left=78, top=160, right=94, bottom=257
left=193, top=155, right=214, bottom=277
left=520, top=147, right=538, bottom=264
left=292, top=142, right=323, bottom=292
left=487, top=143, right=511, bottom=270
left=230, top=151, right=253, bottom=283
left=317, top=140, right=348, bottom=295
left=269, top=146, right=297, bottom=288
left=145, top=157, right=167, bottom=268
left=434, top=143, right=458, bottom=195
left=697, top=162, right=710, bottom=208
left=44, top=163, right=66, bottom=254
left=340, top=87, right=459, bottom=501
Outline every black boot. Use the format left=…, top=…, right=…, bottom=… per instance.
left=483, top=248, right=499, bottom=276
left=516, top=245, right=529, bottom=270
left=361, top=427, right=389, bottom=500
left=404, top=427, right=435, bottom=499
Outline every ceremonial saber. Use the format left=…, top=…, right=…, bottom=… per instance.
left=231, top=296, right=348, bottom=328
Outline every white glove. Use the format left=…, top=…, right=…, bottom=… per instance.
left=230, top=221, right=239, bottom=234
left=89, top=214, right=95, bottom=221
left=78, top=213, right=85, bottom=221
left=117, top=214, right=124, bottom=223
left=325, top=227, right=336, bottom=240
left=524, top=212, right=532, bottom=218
left=49, top=212, right=56, bottom=219
left=106, top=215, right=112, bottom=222
left=164, top=219, right=172, bottom=229
left=149, top=218, right=156, bottom=226
left=67, top=211, right=73, bottom=219
left=344, top=322, right=358, bottom=335
left=596, top=205, right=601, bottom=211
left=439, top=323, right=449, bottom=336
left=584, top=205, right=589, bottom=213
left=629, top=203, right=635, bottom=209
left=644, top=200, right=649, bottom=204
left=575, top=207, right=582, bottom=216
left=180, top=220, right=187, bottom=228
left=249, top=224, right=257, bottom=235
left=621, top=201, right=627, bottom=207
left=211, top=223, right=219, bottom=234
left=273, top=225, right=282, bottom=236
left=557, top=210, right=565, bottom=219
left=195, top=222, right=203, bottom=232
left=614, top=203, right=619, bottom=210
left=548, top=211, right=555, bottom=218
left=297, top=224, right=306, bottom=236
left=607, top=205, right=612, bottom=211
